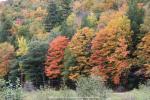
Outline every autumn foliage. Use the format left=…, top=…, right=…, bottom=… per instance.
left=67, top=27, right=94, bottom=80
left=1, top=0, right=150, bottom=89
left=136, top=33, right=150, bottom=77
left=0, top=43, right=14, bottom=77
left=90, top=15, right=132, bottom=84
left=45, top=36, right=69, bottom=79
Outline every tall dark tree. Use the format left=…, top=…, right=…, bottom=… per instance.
left=60, top=0, right=72, bottom=21
left=0, top=13, right=13, bottom=43
left=127, top=0, right=144, bottom=54
left=44, top=0, right=71, bottom=32
left=44, top=1, right=60, bottom=32
left=19, top=40, right=48, bottom=87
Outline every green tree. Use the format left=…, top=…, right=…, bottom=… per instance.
left=60, top=13, right=77, bottom=39
left=0, top=11, right=13, bottom=43
left=44, top=0, right=71, bottom=32
left=127, top=0, right=145, bottom=53
left=83, top=13, right=97, bottom=28
left=8, top=59, right=20, bottom=84
left=62, top=48, right=77, bottom=80
left=59, top=0, right=72, bottom=21
left=44, top=1, right=60, bottom=32
left=19, top=40, right=48, bottom=87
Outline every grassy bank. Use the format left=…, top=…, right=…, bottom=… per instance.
left=1, top=78, right=150, bottom=100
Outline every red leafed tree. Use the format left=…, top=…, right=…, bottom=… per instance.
left=90, top=15, right=132, bottom=85
left=45, top=36, right=69, bottom=79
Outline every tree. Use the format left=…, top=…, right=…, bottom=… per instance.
left=90, top=15, right=132, bottom=85
left=45, top=36, right=69, bottom=79
left=136, top=32, right=150, bottom=67
left=5, top=0, right=48, bottom=40
left=140, top=2, right=150, bottom=33
left=0, top=42, right=14, bottom=77
left=44, top=1, right=60, bottom=32
left=16, top=36, right=28, bottom=56
left=83, top=12, right=98, bottom=28
left=127, top=0, right=145, bottom=54
left=0, top=8, right=13, bottom=43
left=60, top=13, right=77, bottom=39
left=68, top=27, right=94, bottom=80
left=98, top=3, right=128, bottom=27
left=72, top=0, right=121, bottom=15
left=19, top=40, right=48, bottom=87
left=59, top=0, right=71, bottom=21
left=7, top=58, right=20, bottom=84
left=44, top=0, right=71, bottom=32
left=62, top=48, right=77, bottom=80
left=136, top=3, right=150, bottom=65
left=62, top=48, right=77, bottom=89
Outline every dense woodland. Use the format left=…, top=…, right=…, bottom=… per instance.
left=0, top=0, right=150, bottom=91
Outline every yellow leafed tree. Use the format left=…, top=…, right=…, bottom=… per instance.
left=67, top=27, right=95, bottom=80
left=16, top=36, right=28, bottom=56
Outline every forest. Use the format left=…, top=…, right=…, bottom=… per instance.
left=0, top=0, right=150, bottom=99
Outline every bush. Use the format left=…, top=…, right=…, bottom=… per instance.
left=76, top=76, right=110, bottom=100
left=0, top=79, right=23, bottom=100
left=0, top=78, right=5, bottom=91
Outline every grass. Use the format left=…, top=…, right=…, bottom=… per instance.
left=1, top=78, right=150, bottom=100
left=110, top=82, right=150, bottom=100
left=0, top=86, right=150, bottom=100
left=110, top=89, right=150, bottom=100
left=23, top=89, right=77, bottom=100
left=23, top=89, right=150, bottom=100
left=23, top=76, right=110, bottom=100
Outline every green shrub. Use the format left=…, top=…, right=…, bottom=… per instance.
left=0, top=78, right=6, bottom=93
left=0, top=79, right=23, bottom=100
left=76, top=76, right=110, bottom=100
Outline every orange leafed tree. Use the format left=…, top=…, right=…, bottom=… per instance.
left=45, top=36, right=69, bottom=79
left=90, top=15, right=132, bottom=85
left=136, top=33, right=150, bottom=77
left=98, top=2, right=128, bottom=29
left=0, top=43, right=14, bottom=77
left=67, top=27, right=94, bottom=80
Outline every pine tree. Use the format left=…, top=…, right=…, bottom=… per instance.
left=44, top=1, right=60, bottom=32
left=60, top=0, right=71, bottom=21
left=127, top=0, right=145, bottom=54
left=44, top=0, right=72, bottom=32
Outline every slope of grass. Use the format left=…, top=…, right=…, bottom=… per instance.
left=1, top=78, right=150, bottom=100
